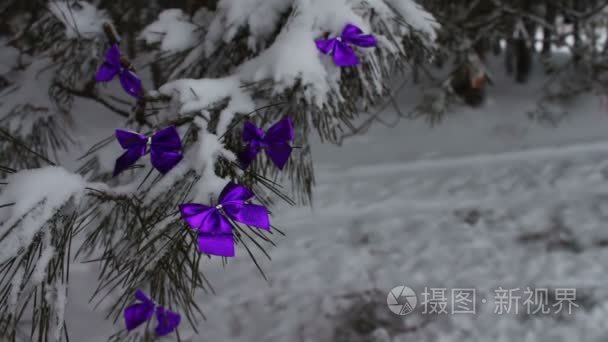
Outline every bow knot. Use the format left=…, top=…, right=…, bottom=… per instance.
left=180, top=182, right=270, bottom=257
left=315, top=23, right=377, bottom=66
left=113, top=126, right=183, bottom=176
left=95, top=44, right=143, bottom=98
left=145, top=136, right=153, bottom=153
left=124, top=290, right=180, bottom=337
left=239, top=116, right=294, bottom=170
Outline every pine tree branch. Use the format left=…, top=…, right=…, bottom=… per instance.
left=0, top=128, right=57, bottom=166
left=54, top=80, right=131, bottom=119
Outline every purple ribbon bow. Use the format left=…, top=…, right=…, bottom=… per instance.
left=240, top=116, right=294, bottom=170
left=315, top=23, right=377, bottom=66
left=113, top=126, right=183, bottom=177
left=96, top=44, right=143, bottom=98
left=124, top=289, right=181, bottom=337
left=180, top=182, right=270, bottom=257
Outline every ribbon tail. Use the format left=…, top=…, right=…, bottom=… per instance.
left=95, top=63, right=119, bottom=82
left=239, top=144, right=260, bottom=169
left=113, top=148, right=144, bottom=177
left=155, top=307, right=181, bottom=336
left=197, top=232, right=235, bottom=257
left=150, top=150, right=183, bottom=174
left=124, top=302, right=155, bottom=331
left=119, top=70, right=143, bottom=98
left=332, top=41, right=359, bottom=66
left=266, top=142, right=292, bottom=170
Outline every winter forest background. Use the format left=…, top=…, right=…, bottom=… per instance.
left=2, top=0, right=608, bottom=341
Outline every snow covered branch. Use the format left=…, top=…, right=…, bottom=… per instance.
left=0, top=1, right=440, bottom=340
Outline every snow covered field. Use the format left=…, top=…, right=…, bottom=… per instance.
left=57, top=64, right=608, bottom=342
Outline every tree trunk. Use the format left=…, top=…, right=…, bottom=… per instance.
left=515, top=38, right=532, bottom=83
left=542, top=2, right=555, bottom=56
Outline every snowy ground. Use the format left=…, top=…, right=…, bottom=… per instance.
left=61, top=63, right=608, bottom=342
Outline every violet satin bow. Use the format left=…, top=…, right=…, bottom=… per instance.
left=113, top=126, right=183, bottom=177
left=95, top=44, right=143, bottom=98
left=315, top=23, right=377, bottom=66
left=180, top=182, right=270, bottom=257
left=240, top=116, right=294, bottom=170
left=124, top=290, right=181, bottom=337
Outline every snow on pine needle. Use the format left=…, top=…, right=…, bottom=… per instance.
left=143, top=117, right=238, bottom=205
left=157, top=76, right=253, bottom=120
left=0, top=166, right=87, bottom=264
left=48, top=1, right=108, bottom=39
left=0, top=166, right=88, bottom=339
left=165, top=0, right=439, bottom=109
left=0, top=59, right=75, bottom=169
left=31, top=229, right=55, bottom=285
left=203, top=0, right=293, bottom=53
left=0, top=1, right=108, bottom=170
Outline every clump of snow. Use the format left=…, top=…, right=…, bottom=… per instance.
left=48, top=1, right=108, bottom=39
left=191, top=117, right=237, bottom=202
left=141, top=9, right=198, bottom=52
left=0, top=167, right=87, bottom=264
left=204, top=0, right=293, bottom=52
left=384, top=0, right=440, bottom=43
left=159, top=76, right=253, bottom=119
left=236, top=10, right=334, bottom=106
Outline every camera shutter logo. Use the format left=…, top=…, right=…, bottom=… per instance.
left=387, top=286, right=417, bottom=315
